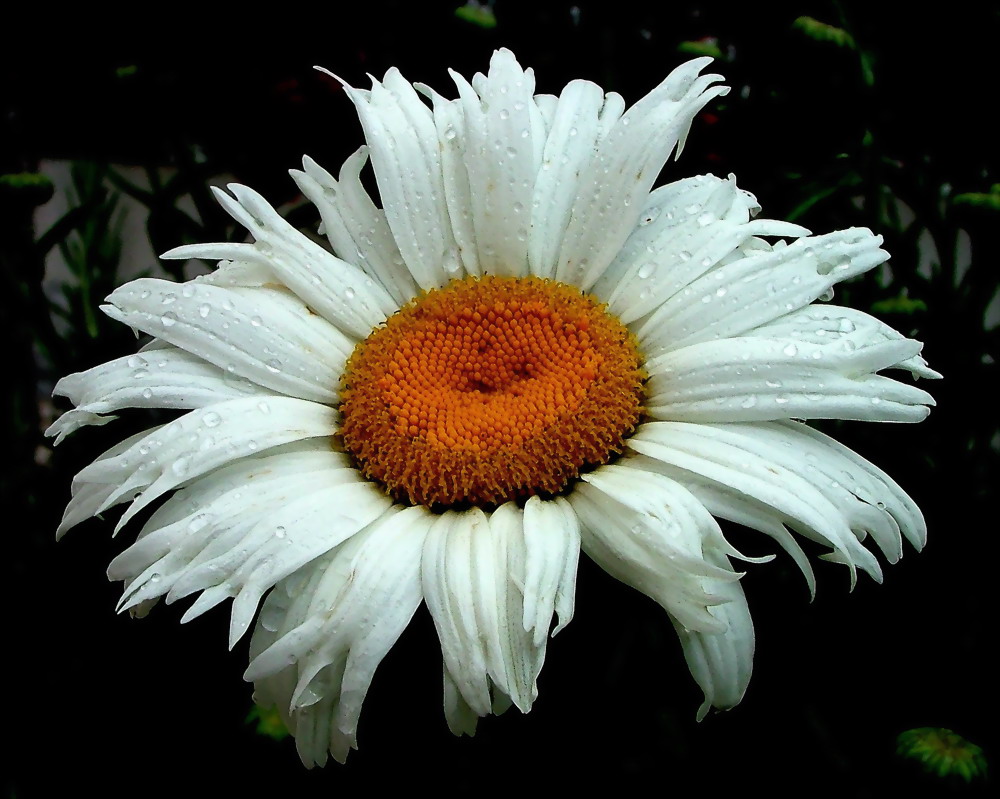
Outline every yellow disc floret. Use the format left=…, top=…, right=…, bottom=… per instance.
left=339, top=275, right=644, bottom=507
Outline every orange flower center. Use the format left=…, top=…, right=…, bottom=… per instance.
left=339, top=275, right=645, bottom=507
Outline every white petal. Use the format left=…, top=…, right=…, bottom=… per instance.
left=636, top=228, right=889, bottom=351
left=423, top=86, right=482, bottom=277
left=109, top=442, right=354, bottom=606
left=59, top=396, right=336, bottom=538
left=56, top=425, right=165, bottom=539
left=102, top=278, right=349, bottom=404
left=555, top=58, right=729, bottom=290
left=628, top=421, right=885, bottom=586
left=47, top=346, right=265, bottom=444
left=203, top=183, right=396, bottom=336
left=447, top=49, right=544, bottom=277
left=673, top=549, right=754, bottom=720
left=527, top=79, right=608, bottom=279
left=644, top=336, right=935, bottom=424
left=594, top=174, right=809, bottom=326
left=291, top=150, right=418, bottom=306
left=750, top=304, right=941, bottom=380
left=422, top=509, right=493, bottom=717
left=344, top=69, right=460, bottom=289
left=570, top=465, right=742, bottom=634
left=244, top=505, right=434, bottom=763
left=521, top=495, right=581, bottom=643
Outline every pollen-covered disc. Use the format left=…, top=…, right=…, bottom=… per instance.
left=339, top=275, right=645, bottom=507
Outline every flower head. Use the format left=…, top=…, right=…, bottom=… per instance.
left=50, top=49, right=938, bottom=766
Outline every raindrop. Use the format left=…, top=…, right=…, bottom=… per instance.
left=444, top=126, right=457, bottom=141
left=684, top=203, right=700, bottom=215
left=203, top=411, right=222, bottom=428
left=838, top=318, right=856, bottom=333
left=715, top=287, right=727, bottom=297
left=161, top=312, right=178, bottom=327
left=678, top=250, right=692, bottom=262
left=775, top=395, right=790, bottom=404
left=266, top=359, right=282, bottom=373
left=740, top=396, right=758, bottom=409
left=782, top=343, right=798, bottom=357
left=765, top=379, right=782, bottom=389
left=499, top=108, right=510, bottom=120
left=275, top=526, right=287, bottom=539
left=171, top=457, right=190, bottom=477
left=257, top=401, right=271, bottom=414
left=344, top=287, right=356, bottom=300
left=162, top=293, right=177, bottom=305
left=506, top=146, right=517, bottom=157
left=141, top=388, right=153, bottom=400
left=199, top=303, right=211, bottom=318
left=697, top=212, right=714, bottom=227
left=637, top=262, right=655, bottom=279
left=132, top=368, right=149, bottom=379
left=250, top=316, right=262, bottom=328
left=568, top=127, right=578, bottom=137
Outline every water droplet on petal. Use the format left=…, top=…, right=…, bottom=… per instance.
left=266, top=359, right=282, bottom=373
left=203, top=411, right=222, bottom=428
left=161, top=312, right=178, bottom=327
left=782, top=343, right=798, bottom=357
left=198, top=303, right=211, bottom=318
left=637, top=262, right=655, bottom=279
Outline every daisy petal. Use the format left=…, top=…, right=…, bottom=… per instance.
left=570, top=465, right=742, bottom=634
left=527, top=79, right=608, bottom=279
left=422, top=509, right=493, bottom=717
left=343, top=69, right=460, bottom=288
left=628, top=421, right=885, bottom=586
left=673, top=548, right=754, bottom=720
left=596, top=174, right=810, bottom=326
left=636, top=227, right=889, bottom=351
left=206, top=183, right=396, bottom=336
left=102, top=279, right=349, bottom=404
left=522, top=495, right=581, bottom=642
left=245, top=505, right=434, bottom=764
left=291, top=151, right=419, bottom=306
left=47, top=346, right=264, bottom=445
left=447, top=49, right=544, bottom=277
left=59, top=396, right=336, bottom=538
left=555, top=58, right=729, bottom=290
left=750, top=304, right=941, bottom=380
left=645, top=336, right=935, bottom=423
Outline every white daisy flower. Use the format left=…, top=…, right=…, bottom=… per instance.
left=50, top=49, right=938, bottom=766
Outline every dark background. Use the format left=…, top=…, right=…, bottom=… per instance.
left=3, top=2, right=996, bottom=796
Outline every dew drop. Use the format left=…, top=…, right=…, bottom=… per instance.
left=275, top=526, right=287, bottom=540
left=162, top=293, right=177, bottom=305
left=198, top=303, right=211, bottom=318
left=257, top=401, right=271, bottom=414
left=141, top=388, right=153, bottom=400
left=740, top=396, right=758, bottom=409
left=782, top=343, right=798, bottom=357
left=637, top=262, right=655, bottom=279
left=266, top=359, right=282, bottom=373
left=499, top=108, right=510, bottom=120
left=161, top=312, right=178, bottom=327
left=203, top=411, right=222, bottom=428
left=444, top=126, right=457, bottom=141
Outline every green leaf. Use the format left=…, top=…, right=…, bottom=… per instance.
left=792, top=16, right=856, bottom=49
left=246, top=705, right=290, bottom=741
left=896, top=728, right=988, bottom=783
left=678, top=38, right=725, bottom=60
left=871, top=292, right=928, bottom=315
left=454, top=1, right=496, bottom=28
